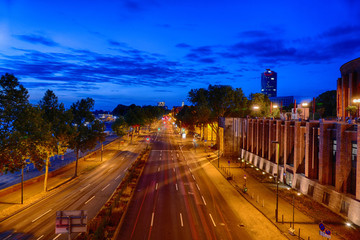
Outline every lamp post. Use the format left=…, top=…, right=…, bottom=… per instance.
left=353, top=99, right=360, bottom=119
left=272, top=140, right=280, bottom=222
left=301, top=102, right=308, bottom=120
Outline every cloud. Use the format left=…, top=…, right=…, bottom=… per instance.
left=321, top=25, right=360, bottom=38
left=156, top=24, right=171, bottom=28
left=13, top=34, right=59, bottom=47
left=0, top=45, right=228, bottom=92
left=123, top=0, right=142, bottom=11
left=175, top=43, right=191, bottom=48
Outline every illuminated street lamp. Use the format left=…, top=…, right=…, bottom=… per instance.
left=353, top=98, right=360, bottom=119
left=253, top=106, right=259, bottom=110
left=301, top=102, right=308, bottom=119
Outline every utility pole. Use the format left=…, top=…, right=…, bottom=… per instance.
left=272, top=141, right=280, bottom=222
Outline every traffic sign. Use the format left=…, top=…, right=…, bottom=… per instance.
left=56, top=210, right=87, bottom=234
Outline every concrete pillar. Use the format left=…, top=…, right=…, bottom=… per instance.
left=305, top=122, right=319, bottom=179
left=337, top=78, right=342, bottom=119
left=294, top=121, right=306, bottom=174
left=335, top=123, right=353, bottom=193
left=357, top=124, right=360, bottom=200
left=255, top=120, right=260, bottom=155
left=319, top=122, right=336, bottom=185
left=268, top=120, right=277, bottom=162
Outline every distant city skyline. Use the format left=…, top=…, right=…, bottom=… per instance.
left=1, top=0, right=360, bottom=110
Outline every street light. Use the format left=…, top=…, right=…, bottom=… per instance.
left=253, top=106, right=259, bottom=110
left=353, top=99, right=360, bottom=119
left=272, top=140, right=280, bottom=222
left=301, top=102, right=308, bottom=120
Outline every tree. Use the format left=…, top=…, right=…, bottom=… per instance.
left=188, top=85, right=248, bottom=145
left=39, top=90, right=74, bottom=191
left=0, top=73, right=47, bottom=173
left=345, top=105, right=357, bottom=119
left=250, top=93, right=271, bottom=117
left=176, top=105, right=199, bottom=131
left=69, top=98, right=105, bottom=177
left=313, top=90, right=336, bottom=118
left=112, top=116, right=128, bottom=137
left=0, top=74, right=51, bottom=203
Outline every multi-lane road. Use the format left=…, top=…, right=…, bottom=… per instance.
left=1, top=121, right=287, bottom=240
left=116, top=123, right=256, bottom=240
left=0, top=139, right=143, bottom=240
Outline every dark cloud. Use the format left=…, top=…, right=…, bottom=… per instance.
left=0, top=46, right=228, bottom=91
left=156, top=24, right=171, bottom=28
left=108, top=40, right=128, bottom=47
left=123, top=0, right=142, bottom=11
left=13, top=34, right=59, bottom=47
left=175, top=43, right=191, bottom=48
left=321, top=25, right=360, bottom=38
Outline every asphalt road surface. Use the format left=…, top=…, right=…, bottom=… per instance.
left=0, top=139, right=144, bottom=240
left=116, top=123, right=254, bottom=240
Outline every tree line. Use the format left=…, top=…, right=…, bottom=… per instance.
left=176, top=85, right=336, bottom=143
left=0, top=73, right=106, bottom=192
left=111, top=104, right=168, bottom=136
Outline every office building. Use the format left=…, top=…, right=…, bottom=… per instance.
left=261, top=69, right=277, bottom=97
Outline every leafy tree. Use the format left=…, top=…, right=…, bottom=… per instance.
left=313, top=90, right=336, bottom=118
left=39, top=90, right=74, bottom=191
left=0, top=73, right=47, bottom=173
left=188, top=84, right=248, bottom=144
left=69, top=98, right=105, bottom=177
left=345, top=105, right=357, bottom=119
left=175, top=105, right=199, bottom=131
left=112, top=116, right=128, bottom=137
left=112, top=104, right=129, bottom=116
left=250, top=93, right=271, bottom=117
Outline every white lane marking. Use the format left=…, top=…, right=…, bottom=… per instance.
left=85, top=196, right=95, bottom=205
left=156, top=183, right=158, bottom=190
left=115, top=174, right=122, bottom=180
left=209, top=213, right=216, bottom=227
left=196, top=183, right=200, bottom=191
left=80, top=184, right=91, bottom=192
left=151, top=212, right=155, bottom=227
left=158, top=167, right=160, bottom=172
left=102, top=184, right=110, bottom=191
left=189, top=167, right=192, bottom=172
left=53, top=234, right=61, bottom=240
left=180, top=213, right=184, bottom=227
left=124, top=167, right=128, bottom=172
left=177, top=154, right=179, bottom=158
left=192, top=174, right=196, bottom=180
left=32, top=209, right=52, bottom=222
left=202, top=195, right=207, bottom=206
left=175, top=183, right=178, bottom=191
left=3, top=234, right=12, bottom=240
left=173, top=168, right=175, bottom=172
left=36, top=235, right=44, bottom=240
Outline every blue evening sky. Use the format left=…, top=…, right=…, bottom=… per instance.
left=0, top=0, right=359, bottom=110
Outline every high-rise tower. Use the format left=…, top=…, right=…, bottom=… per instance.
left=261, top=69, right=277, bottom=97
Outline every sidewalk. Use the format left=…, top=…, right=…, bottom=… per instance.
left=190, top=142, right=360, bottom=240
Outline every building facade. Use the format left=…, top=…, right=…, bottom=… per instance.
left=269, top=96, right=294, bottom=107
left=220, top=117, right=360, bottom=225
left=337, top=57, right=360, bottom=119
left=261, top=69, right=277, bottom=97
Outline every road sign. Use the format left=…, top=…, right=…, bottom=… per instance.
left=56, top=210, right=87, bottom=234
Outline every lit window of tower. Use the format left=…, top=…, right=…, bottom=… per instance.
left=261, top=69, right=277, bottom=97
